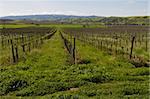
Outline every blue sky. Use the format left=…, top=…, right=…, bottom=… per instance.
left=0, top=0, right=149, bottom=17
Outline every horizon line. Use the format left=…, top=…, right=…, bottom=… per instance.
left=0, top=14, right=149, bottom=18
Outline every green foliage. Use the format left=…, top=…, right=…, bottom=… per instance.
left=100, top=16, right=150, bottom=25
left=0, top=31, right=149, bottom=98
left=121, top=82, right=148, bottom=95
left=16, top=81, right=69, bottom=96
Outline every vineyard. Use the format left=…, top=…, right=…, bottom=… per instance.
left=0, top=25, right=149, bottom=98
left=0, top=27, right=56, bottom=65
left=62, top=25, right=149, bottom=66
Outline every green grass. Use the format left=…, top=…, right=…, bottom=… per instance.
left=0, top=24, right=36, bottom=28
left=0, top=24, right=105, bottom=29
left=0, top=24, right=71, bottom=29
left=0, top=31, right=149, bottom=99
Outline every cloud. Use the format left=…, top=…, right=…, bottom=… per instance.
left=0, top=0, right=148, bottom=17
left=127, top=0, right=136, bottom=4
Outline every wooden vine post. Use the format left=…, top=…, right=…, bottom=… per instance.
left=28, top=43, right=31, bottom=52
left=15, top=45, right=19, bottom=62
left=10, top=39, right=16, bottom=63
left=145, top=32, right=148, bottom=52
left=72, top=37, right=76, bottom=64
left=22, top=44, right=25, bottom=52
left=130, top=36, right=135, bottom=59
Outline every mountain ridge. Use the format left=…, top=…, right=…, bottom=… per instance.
left=0, top=14, right=102, bottom=21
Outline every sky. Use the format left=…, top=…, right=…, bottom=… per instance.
left=0, top=0, right=149, bottom=17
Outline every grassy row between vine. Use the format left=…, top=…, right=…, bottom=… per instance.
left=0, top=24, right=105, bottom=29
left=0, top=32, right=149, bottom=99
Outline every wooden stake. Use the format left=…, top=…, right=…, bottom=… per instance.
left=10, top=40, right=16, bottom=63
left=130, top=36, right=135, bottom=59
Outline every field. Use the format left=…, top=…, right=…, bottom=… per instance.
left=0, top=24, right=149, bottom=99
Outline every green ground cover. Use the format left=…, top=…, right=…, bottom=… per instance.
left=0, top=31, right=149, bottom=99
left=0, top=24, right=105, bottom=29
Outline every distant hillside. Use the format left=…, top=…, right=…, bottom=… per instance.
left=0, top=15, right=149, bottom=25
left=100, top=16, right=150, bottom=25
left=0, top=14, right=100, bottom=21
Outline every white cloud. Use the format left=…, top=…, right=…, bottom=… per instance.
left=127, top=0, right=136, bottom=4
left=0, top=0, right=148, bottom=17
